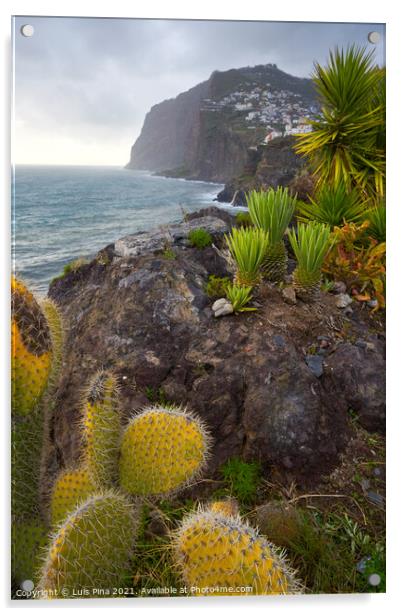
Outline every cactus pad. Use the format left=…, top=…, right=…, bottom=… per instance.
left=81, top=371, right=121, bottom=486
left=12, top=521, right=48, bottom=586
left=174, top=506, right=301, bottom=595
left=12, top=416, right=43, bottom=521
left=38, top=491, right=138, bottom=597
left=119, top=405, right=211, bottom=497
left=208, top=499, right=239, bottom=517
left=50, top=468, right=97, bottom=526
left=11, top=278, right=52, bottom=416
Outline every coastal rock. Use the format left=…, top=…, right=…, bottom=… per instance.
left=212, top=299, right=234, bottom=317
left=46, top=211, right=384, bottom=496
left=216, top=137, right=305, bottom=205
left=322, top=342, right=385, bottom=432
left=114, top=216, right=229, bottom=258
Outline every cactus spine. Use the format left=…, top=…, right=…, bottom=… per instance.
left=173, top=505, right=301, bottom=596
left=81, top=371, right=121, bottom=486
left=50, top=468, right=97, bottom=527
left=11, top=278, right=53, bottom=416
left=119, top=405, right=211, bottom=497
left=11, top=278, right=64, bottom=588
left=38, top=491, right=138, bottom=597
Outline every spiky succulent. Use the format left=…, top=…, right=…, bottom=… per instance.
left=247, top=187, right=296, bottom=281
left=38, top=491, right=138, bottom=598
left=288, top=222, right=331, bottom=302
left=50, top=467, right=97, bottom=527
left=173, top=504, right=302, bottom=596
left=225, top=227, right=269, bottom=287
left=297, top=181, right=367, bottom=227
left=119, top=405, right=211, bottom=498
left=81, top=371, right=121, bottom=487
left=12, top=521, right=48, bottom=586
left=11, top=277, right=53, bottom=417
left=225, top=283, right=256, bottom=312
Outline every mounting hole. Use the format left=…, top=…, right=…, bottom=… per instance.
left=368, top=573, right=381, bottom=586
left=20, top=24, right=34, bottom=37
left=21, top=579, right=34, bottom=591
left=368, top=31, right=381, bottom=44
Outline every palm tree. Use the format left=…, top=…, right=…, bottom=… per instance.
left=295, top=46, right=385, bottom=200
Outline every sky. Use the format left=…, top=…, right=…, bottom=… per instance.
left=12, top=17, right=385, bottom=166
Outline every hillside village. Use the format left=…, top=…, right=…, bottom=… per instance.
left=200, top=70, right=318, bottom=143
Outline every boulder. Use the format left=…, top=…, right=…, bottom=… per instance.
left=46, top=212, right=384, bottom=495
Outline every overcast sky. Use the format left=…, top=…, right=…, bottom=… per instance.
left=13, top=17, right=385, bottom=166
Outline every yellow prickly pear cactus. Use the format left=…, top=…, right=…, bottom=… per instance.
left=50, top=467, right=97, bottom=526
left=173, top=505, right=301, bottom=596
left=119, top=405, right=211, bottom=497
left=208, top=498, right=239, bottom=517
left=81, top=371, right=121, bottom=486
left=38, top=491, right=138, bottom=597
left=11, top=521, right=48, bottom=586
left=11, top=277, right=53, bottom=416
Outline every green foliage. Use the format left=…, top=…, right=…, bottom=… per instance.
left=322, top=221, right=386, bottom=308
left=295, top=45, right=385, bottom=199
left=221, top=458, right=261, bottom=504
left=225, top=226, right=269, bottom=287
left=288, top=222, right=331, bottom=273
left=225, top=283, right=256, bottom=312
left=363, top=202, right=386, bottom=243
left=235, top=211, right=252, bottom=227
left=247, top=187, right=297, bottom=243
left=297, top=182, right=368, bottom=227
left=51, top=257, right=88, bottom=284
left=162, top=245, right=177, bottom=260
left=204, top=275, right=230, bottom=298
left=145, top=385, right=169, bottom=406
left=188, top=228, right=213, bottom=249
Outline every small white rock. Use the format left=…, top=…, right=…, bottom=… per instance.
left=214, top=302, right=234, bottom=317
left=212, top=298, right=227, bottom=311
left=335, top=293, right=353, bottom=309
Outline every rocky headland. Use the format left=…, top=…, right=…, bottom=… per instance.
left=46, top=208, right=385, bottom=499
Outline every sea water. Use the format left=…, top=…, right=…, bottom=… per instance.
left=11, top=165, right=225, bottom=295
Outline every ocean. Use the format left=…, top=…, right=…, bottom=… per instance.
left=11, top=165, right=226, bottom=295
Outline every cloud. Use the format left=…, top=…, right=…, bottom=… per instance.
left=13, top=16, right=385, bottom=165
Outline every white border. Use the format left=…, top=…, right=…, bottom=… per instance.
left=2, top=1, right=401, bottom=613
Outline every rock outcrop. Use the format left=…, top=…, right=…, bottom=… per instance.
left=46, top=209, right=385, bottom=496
left=216, top=136, right=307, bottom=206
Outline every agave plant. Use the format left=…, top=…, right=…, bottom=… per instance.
left=225, top=227, right=269, bottom=287
left=225, top=283, right=256, bottom=313
left=247, top=187, right=297, bottom=281
left=295, top=45, right=385, bottom=200
left=297, top=182, right=367, bottom=228
left=364, top=201, right=386, bottom=243
left=288, top=222, right=331, bottom=302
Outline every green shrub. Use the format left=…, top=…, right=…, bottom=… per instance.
left=51, top=257, right=88, bottom=284
left=235, top=211, right=252, bottom=227
left=221, top=458, right=261, bottom=504
left=188, top=228, right=213, bottom=249
left=363, top=202, right=386, bottom=243
left=297, top=182, right=368, bottom=227
left=205, top=275, right=230, bottom=298
left=225, top=226, right=269, bottom=287
left=225, top=283, right=256, bottom=312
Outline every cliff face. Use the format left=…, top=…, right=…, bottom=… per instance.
left=126, top=64, right=317, bottom=183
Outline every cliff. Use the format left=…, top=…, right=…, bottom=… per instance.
left=126, top=63, right=317, bottom=183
